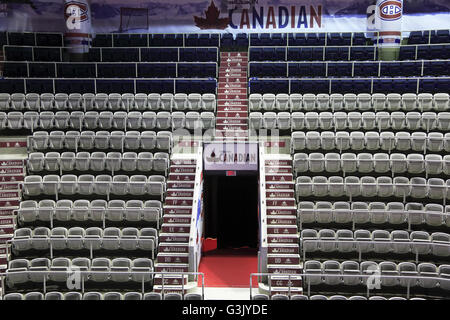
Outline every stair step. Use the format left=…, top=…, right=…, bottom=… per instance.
left=164, top=198, right=193, bottom=206
left=169, top=166, right=196, bottom=174
left=269, top=287, right=303, bottom=296
left=0, top=216, right=16, bottom=226
left=265, top=167, right=292, bottom=174
left=217, top=111, right=248, bottom=118
left=265, top=159, right=292, bottom=166
left=154, top=263, right=189, bottom=273
left=0, top=234, right=12, bottom=245
left=268, top=244, right=299, bottom=254
left=163, top=215, right=192, bottom=224
left=265, top=207, right=297, bottom=216
left=170, top=159, right=197, bottom=165
left=218, top=88, right=247, bottom=95
left=161, top=224, right=191, bottom=234
left=266, top=216, right=297, bottom=225
left=167, top=181, right=195, bottom=189
left=168, top=173, right=195, bottom=182
left=267, top=254, right=300, bottom=265
left=268, top=276, right=303, bottom=288
left=158, top=233, right=190, bottom=243
left=266, top=225, right=298, bottom=235
left=0, top=182, right=20, bottom=191
left=0, top=167, right=25, bottom=175
left=0, top=225, right=14, bottom=235
left=218, top=76, right=247, bottom=83
left=163, top=206, right=192, bottom=215
left=266, top=190, right=295, bottom=198
left=0, top=208, right=15, bottom=216
left=158, top=243, right=189, bottom=253
left=267, top=265, right=303, bottom=274
left=267, top=234, right=299, bottom=244
left=266, top=182, right=295, bottom=190
left=152, top=286, right=190, bottom=294
left=218, top=93, right=247, bottom=100
left=153, top=274, right=188, bottom=286
left=166, top=189, right=194, bottom=198
left=157, top=253, right=189, bottom=264
left=266, top=199, right=295, bottom=207
left=265, top=175, right=293, bottom=182
left=218, top=100, right=248, bottom=107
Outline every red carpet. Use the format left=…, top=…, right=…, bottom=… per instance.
left=198, top=239, right=259, bottom=288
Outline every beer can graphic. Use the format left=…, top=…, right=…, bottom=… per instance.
left=376, top=0, right=403, bottom=47
left=64, top=0, right=92, bottom=54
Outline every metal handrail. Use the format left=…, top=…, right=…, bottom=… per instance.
left=249, top=271, right=450, bottom=300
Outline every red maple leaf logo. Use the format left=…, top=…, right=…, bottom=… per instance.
left=194, top=0, right=230, bottom=30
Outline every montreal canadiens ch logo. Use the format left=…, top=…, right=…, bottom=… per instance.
left=64, top=1, right=89, bottom=22
left=379, top=0, right=402, bottom=20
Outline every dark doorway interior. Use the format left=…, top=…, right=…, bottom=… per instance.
left=203, top=174, right=259, bottom=249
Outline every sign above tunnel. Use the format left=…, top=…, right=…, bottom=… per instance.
left=203, top=142, right=258, bottom=172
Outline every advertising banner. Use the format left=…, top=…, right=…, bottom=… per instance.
left=0, top=0, right=448, bottom=34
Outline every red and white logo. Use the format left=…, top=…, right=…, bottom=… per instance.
left=379, top=0, right=402, bottom=20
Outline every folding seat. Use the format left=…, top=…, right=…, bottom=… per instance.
left=426, top=204, right=444, bottom=228
left=307, top=153, right=324, bottom=173
left=156, top=111, right=171, bottom=130
left=428, top=132, right=444, bottom=152
left=341, top=153, right=357, bottom=173
left=126, top=111, right=142, bottom=130
left=184, top=111, right=200, bottom=130
left=124, top=131, right=141, bottom=150
left=292, top=153, right=308, bottom=174
left=445, top=133, right=450, bottom=153
left=107, top=93, right=122, bottom=111
left=304, top=260, right=322, bottom=285
left=6, top=111, right=24, bottom=130
left=6, top=259, right=30, bottom=286
left=298, top=203, right=316, bottom=227
left=53, top=199, right=72, bottom=222
left=356, top=93, right=371, bottom=111
left=153, top=152, right=169, bottom=173
left=333, top=202, right=352, bottom=224
left=133, top=93, right=148, bottom=111
left=344, top=176, right=361, bottom=199
left=103, top=292, right=122, bottom=301
left=54, top=93, right=68, bottom=110
left=135, top=132, right=155, bottom=152
left=13, top=228, right=33, bottom=252
left=356, top=153, right=373, bottom=173
left=329, top=176, right=345, bottom=198
left=389, top=111, right=405, bottom=130
left=340, top=261, right=361, bottom=287
left=380, top=131, right=395, bottom=151
left=421, top=112, right=437, bottom=132
left=139, top=111, right=157, bottom=130
left=411, top=231, right=431, bottom=256
left=91, top=199, right=107, bottom=222
left=335, top=132, right=350, bottom=151
left=376, top=176, right=393, bottom=198
left=351, top=202, right=370, bottom=225
left=372, top=93, right=386, bottom=111
left=171, top=111, right=186, bottom=130
left=389, top=231, right=410, bottom=256
left=405, top=202, right=426, bottom=226
left=291, top=132, right=306, bottom=151
left=0, top=93, right=10, bottom=111
left=72, top=199, right=90, bottom=222
left=296, top=176, right=313, bottom=198
left=325, top=153, right=341, bottom=172
left=393, top=177, right=411, bottom=200
left=379, top=261, right=399, bottom=287
left=88, top=258, right=111, bottom=283
left=404, top=113, right=421, bottom=133
left=425, top=154, right=442, bottom=175
left=75, top=152, right=90, bottom=171
left=42, top=175, right=59, bottom=195
left=156, top=131, right=172, bottom=151
left=48, top=257, right=72, bottom=283
left=93, top=175, right=111, bottom=196
left=58, top=175, right=77, bottom=197
left=81, top=227, right=102, bottom=251
left=388, top=153, right=406, bottom=175
left=289, top=94, right=302, bottom=111
left=368, top=202, right=387, bottom=225
left=124, top=199, right=144, bottom=222
left=112, top=111, right=127, bottom=130
left=400, top=93, right=417, bottom=111
left=301, top=94, right=315, bottom=111
left=159, top=93, right=173, bottom=111
left=148, top=175, right=166, bottom=197
left=110, top=258, right=132, bottom=282
left=79, top=131, right=95, bottom=150
left=418, top=263, right=439, bottom=289
left=312, top=176, right=328, bottom=197
left=28, top=257, right=51, bottom=283
left=386, top=93, right=402, bottom=111
left=23, top=111, right=39, bottom=131
left=0, top=112, right=6, bottom=130
left=121, top=152, right=137, bottom=172
left=291, top=112, right=305, bottom=131
left=81, top=292, right=103, bottom=301
left=172, top=93, right=188, bottom=111
left=347, top=112, right=361, bottom=130
left=202, top=93, right=216, bottom=111
left=341, top=93, right=356, bottom=111
left=428, top=178, right=446, bottom=200
left=44, top=292, right=64, bottom=301
left=323, top=260, right=342, bottom=286
left=434, top=93, right=449, bottom=111
left=36, top=199, right=55, bottom=223
left=333, top=112, right=347, bottom=130
left=437, top=112, right=450, bottom=132
left=275, top=112, right=290, bottom=130
left=410, top=177, right=428, bottom=199
left=374, top=111, right=390, bottom=131
left=373, top=153, right=390, bottom=173
left=28, top=152, right=45, bottom=172
left=38, top=93, right=54, bottom=110
left=78, top=174, right=94, bottom=195
left=372, top=230, right=391, bottom=254
left=139, top=227, right=158, bottom=250
left=23, top=292, right=44, bottom=300
left=318, top=112, right=332, bottom=130
left=10, top=93, right=25, bottom=111
left=111, top=175, right=129, bottom=195
left=316, top=204, right=334, bottom=225
left=129, top=175, right=147, bottom=195
left=23, top=175, right=42, bottom=196
left=62, top=131, right=78, bottom=150
left=88, top=152, right=105, bottom=172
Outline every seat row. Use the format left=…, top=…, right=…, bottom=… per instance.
left=28, top=152, right=169, bottom=173
left=252, top=294, right=423, bottom=300
left=293, top=152, right=449, bottom=175
left=250, top=111, right=450, bottom=131
left=3, top=111, right=216, bottom=131
left=296, top=176, right=450, bottom=200
left=297, top=201, right=450, bottom=227
left=30, top=131, right=172, bottom=151
left=23, top=175, right=166, bottom=197
left=291, top=131, right=450, bottom=152
left=6, top=257, right=154, bottom=286
left=408, top=30, right=450, bottom=45
left=18, top=199, right=162, bottom=224
left=249, top=93, right=449, bottom=112
left=12, top=227, right=157, bottom=252
left=0, top=93, right=217, bottom=112
left=399, top=44, right=450, bottom=61
left=2, top=291, right=198, bottom=300
left=249, top=60, right=450, bottom=78
left=5, top=46, right=218, bottom=63
left=301, top=229, right=450, bottom=256
left=303, top=260, right=450, bottom=289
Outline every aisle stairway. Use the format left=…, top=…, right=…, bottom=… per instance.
left=154, top=155, right=199, bottom=294
left=263, top=154, right=303, bottom=296
left=216, top=51, right=248, bottom=141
